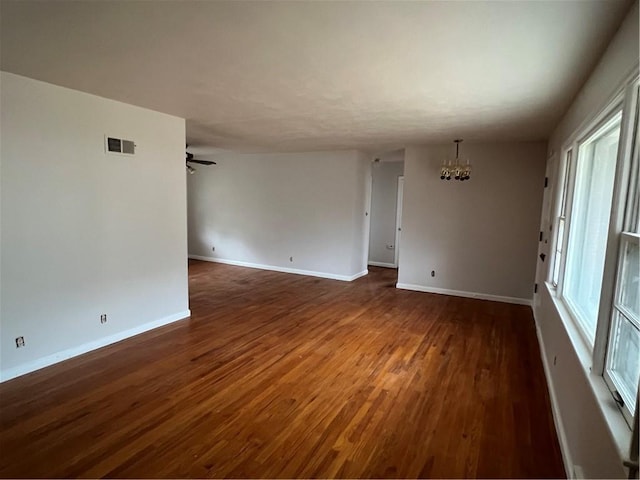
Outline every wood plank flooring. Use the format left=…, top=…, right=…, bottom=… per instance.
left=0, top=261, right=565, bottom=478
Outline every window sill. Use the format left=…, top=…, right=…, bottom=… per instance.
left=545, top=282, right=632, bottom=475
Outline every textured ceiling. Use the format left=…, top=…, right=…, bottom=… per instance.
left=0, top=0, right=633, bottom=152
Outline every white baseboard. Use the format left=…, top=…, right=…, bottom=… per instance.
left=190, top=255, right=368, bottom=282
left=349, top=270, right=369, bottom=281
left=532, top=308, right=573, bottom=479
left=395, top=283, right=532, bottom=306
left=368, top=261, right=397, bottom=269
left=0, top=310, right=191, bottom=383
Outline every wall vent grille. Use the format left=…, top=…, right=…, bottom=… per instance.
left=105, top=135, right=136, bottom=155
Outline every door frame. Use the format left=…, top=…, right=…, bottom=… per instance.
left=394, top=176, right=404, bottom=268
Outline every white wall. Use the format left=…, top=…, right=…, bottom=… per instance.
left=533, top=2, right=639, bottom=478
left=187, top=150, right=370, bottom=280
left=398, top=142, right=546, bottom=303
left=368, top=161, right=404, bottom=267
left=0, top=72, right=190, bottom=381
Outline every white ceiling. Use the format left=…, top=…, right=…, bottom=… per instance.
left=0, top=0, right=633, bottom=152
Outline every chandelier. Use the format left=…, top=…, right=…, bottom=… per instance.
left=440, top=139, right=471, bottom=181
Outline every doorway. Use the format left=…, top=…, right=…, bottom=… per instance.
left=394, top=176, right=404, bottom=268
left=367, top=150, right=405, bottom=280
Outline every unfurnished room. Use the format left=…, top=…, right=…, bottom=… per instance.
left=0, top=1, right=639, bottom=478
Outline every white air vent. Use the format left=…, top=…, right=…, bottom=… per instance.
left=105, top=135, right=136, bottom=156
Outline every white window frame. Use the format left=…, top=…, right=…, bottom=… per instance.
left=593, top=82, right=639, bottom=377
left=601, top=88, right=640, bottom=425
left=548, top=78, right=640, bottom=428
left=549, top=148, right=572, bottom=288
left=603, top=231, right=640, bottom=426
left=557, top=105, right=624, bottom=347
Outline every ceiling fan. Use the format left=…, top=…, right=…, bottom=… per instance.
left=186, top=146, right=216, bottom=174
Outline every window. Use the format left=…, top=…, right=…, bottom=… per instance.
left=604, top=144, right=639, bottom=425
left=549, top=80, right=639, bottom=428
left=551, top=150, right=572, bottom=287
left=563, top=113, right=622, bottom=343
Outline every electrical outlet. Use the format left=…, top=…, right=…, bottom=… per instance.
left=100, top=314, right=107, bottom=324
left=289, top=256, right=293, bottom=262
left=15, top=336, right=25, bottom=348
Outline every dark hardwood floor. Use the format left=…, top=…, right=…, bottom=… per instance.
left=0, top=261, right=564, bottom=478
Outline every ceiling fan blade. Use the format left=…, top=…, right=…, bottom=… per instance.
left=187, top=159, right=217, bottom=165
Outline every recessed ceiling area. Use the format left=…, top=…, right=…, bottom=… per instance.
left=0, top=0, right=633, bottom=152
